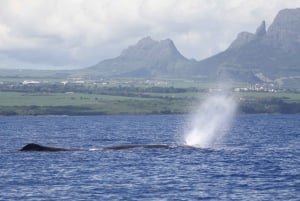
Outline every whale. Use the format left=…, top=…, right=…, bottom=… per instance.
left=20, top=143, right=180, bottom=152
left=20, top=143, right=72, bottom=152
left=103, top=144, right=174, bottom=150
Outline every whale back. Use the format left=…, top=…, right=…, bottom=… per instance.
left=20, top=143, right=186, bottom=152
left=103, top=144, right=173, bottom=150
left=20, top=143, right=69, bottom=152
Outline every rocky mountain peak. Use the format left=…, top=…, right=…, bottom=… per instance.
left=120, top=37, right=185, bottom=60
left=160, top=38, right=175, bottom=46
left=87, top=36, right=193, bottom=78
left=229, top=20, right=267, bottom=49
left=198, top=8, right=300, bottom=86
left=265, top=8, right=300, bottom=51
left=135, top=36, right=157, bottom=48
left=255, top=20, right=266, bottom=38
left=228, top=32, right=255, bottom=49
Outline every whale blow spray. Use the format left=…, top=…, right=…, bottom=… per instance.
left=184, top=94, right=237, bottom=148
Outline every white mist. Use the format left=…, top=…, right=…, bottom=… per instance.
left=184, top=94, right=237, bottom=148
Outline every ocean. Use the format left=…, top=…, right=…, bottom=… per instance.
left=0, top=114, right=299, bottom=200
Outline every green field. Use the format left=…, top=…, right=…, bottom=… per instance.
left=1, top=75, right=300, bottom=115
left=1, top=89, right=300, bottom=115
left=236, top=91, right=300, bottom=102
left=0, top=91, right=197, bottom=115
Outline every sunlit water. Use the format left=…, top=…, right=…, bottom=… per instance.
left=0, top=115, right=299, bottom=200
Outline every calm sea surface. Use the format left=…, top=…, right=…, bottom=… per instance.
left=0, top=114, right=299, bottom=200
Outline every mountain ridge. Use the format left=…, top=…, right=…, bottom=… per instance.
left=195, top=8, right=300, bottom=86
left=67, top=8, right=300, bottom=87
left=85, top=36, right=199, bottom=78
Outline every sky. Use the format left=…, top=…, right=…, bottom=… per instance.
left=0, top=0, right=300, bottom=69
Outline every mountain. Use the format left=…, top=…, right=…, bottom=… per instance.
left=79, top=8, right=300, bottom=87
left=197, top=8, right=300, bottom=86
left=83, top=36, right=198, bottom=78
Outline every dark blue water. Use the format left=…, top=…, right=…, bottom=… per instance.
left=0, top=115, right=299, bottom=200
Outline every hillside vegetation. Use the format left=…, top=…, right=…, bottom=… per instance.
left=0, top=79, right=300, bottom=115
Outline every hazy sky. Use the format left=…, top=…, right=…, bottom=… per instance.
left=0, top=0, right=300, bottom=69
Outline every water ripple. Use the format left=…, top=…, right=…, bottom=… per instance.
left=0, top=115, right=299, bottom=200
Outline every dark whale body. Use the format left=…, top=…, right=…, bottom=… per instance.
left=103, top=144, right=174, bottom=150
left=20, top=143, right=179, bottom=152
left=20, top=143, right=71, bottom=152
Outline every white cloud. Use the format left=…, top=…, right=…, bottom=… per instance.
left=0, top=0, right=300, bottom=69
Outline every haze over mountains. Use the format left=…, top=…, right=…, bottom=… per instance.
left=81, top=8, right=300, bottom=87
left=85, top=37, right=198, bottom=78
left=1, top=8, right=300, bottom=87
left=198, top=8, right=300, bottom=86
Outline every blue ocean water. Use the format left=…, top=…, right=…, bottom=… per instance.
left=0, top=114, right=299, bottom=200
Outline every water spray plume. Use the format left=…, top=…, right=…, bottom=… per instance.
left=184, top=94, right=237, bottom=148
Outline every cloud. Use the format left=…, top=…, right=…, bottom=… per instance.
left=0, top=0, right=299, bottom=69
